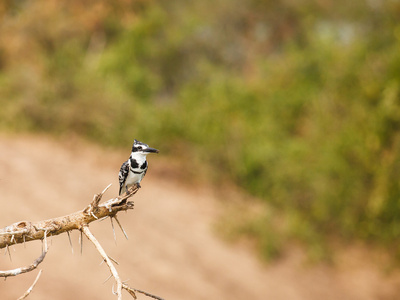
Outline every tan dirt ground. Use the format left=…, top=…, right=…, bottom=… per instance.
left=1, top=134, right=400, bottom=300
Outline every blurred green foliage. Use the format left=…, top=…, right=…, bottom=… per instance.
left=1, top=0, right=400, bottom=260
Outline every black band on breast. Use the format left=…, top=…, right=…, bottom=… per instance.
left=131, top=169, right=144, bottom=175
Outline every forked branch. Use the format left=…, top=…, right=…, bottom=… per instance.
left=0, top=184, right=165, bottom=299
left=0, top=184, right=139, bottom=249
left=0, top=231, right=48, bottom=278
left=82, top=225, right=125, bottom=299
left=82, top=226, right=164, bottom=300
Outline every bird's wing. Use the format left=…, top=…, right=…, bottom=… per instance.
left=140, top=160, right=148, bottom=178
left=142, top=165, right=148, bottom=178
left=118, top=159, right=130, bottom=195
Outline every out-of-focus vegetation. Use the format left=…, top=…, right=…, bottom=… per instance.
left=1, top=0, right=400, bottom=260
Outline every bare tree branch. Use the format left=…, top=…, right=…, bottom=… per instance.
left=0, top=184, right=139, bottom=249
left=81, top=225, right=126, bottom=300
left=82, top=225, right=165, bottom=300
left=0, top=232, right=48, bottom=278
left=125, top=286, right=165, bottom=300
left=17, top=269, right=43, bottom=300
left=0, top=183, right=164, bottom=299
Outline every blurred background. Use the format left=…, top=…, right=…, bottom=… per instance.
left=1, top=0, right=400, bottom=299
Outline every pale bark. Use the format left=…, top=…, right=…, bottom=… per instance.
left=0, top=183, right=164, bottom=299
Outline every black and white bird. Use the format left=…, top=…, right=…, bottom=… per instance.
left=118, top=139, right=159, bottom=195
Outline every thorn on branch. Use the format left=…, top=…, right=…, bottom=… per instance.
left=108, top=255, right=119, bottom=265
left=122, top=284, right=166, bottom=300
left=5, top=244, right=11, bottom=261
left=80, top=230, right=83, bottom=255
left=67, top=231, right=74, bottom=254
left=110, top=217, right=117, bottom=245
left=114, top=216, right=129, bottom=240
left=103, top=274, right=113, bottom=284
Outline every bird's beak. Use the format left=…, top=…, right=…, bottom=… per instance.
left=144, top=147, right=159, bottom=153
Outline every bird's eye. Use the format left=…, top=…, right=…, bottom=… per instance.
left=137, top=146, right=142, bottom=150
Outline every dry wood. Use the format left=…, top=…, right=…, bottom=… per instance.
left=0, top=231, right=48, bottom=278
left=0, top=183, right=164, bottom=299
left=0, top=184, right=138, bottom=249
left=82, top=225, right=165, bottom=300
left=81, top=225, right=126, bottom=299
left=17, top=269, right=43, bottom=300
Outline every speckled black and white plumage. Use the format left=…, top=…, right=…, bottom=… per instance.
left=118, top=139, right=159, bottom=195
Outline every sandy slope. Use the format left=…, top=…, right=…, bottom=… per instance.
left=0, top=134, right=400, bottom=300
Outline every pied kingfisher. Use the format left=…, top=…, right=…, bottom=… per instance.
left=118, top=139, right=159, bottom=195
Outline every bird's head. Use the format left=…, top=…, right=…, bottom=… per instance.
left=131, top=139, right=159, bottom=156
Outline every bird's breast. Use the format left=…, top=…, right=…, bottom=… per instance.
left=126, top=168, right=144, bottom=185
